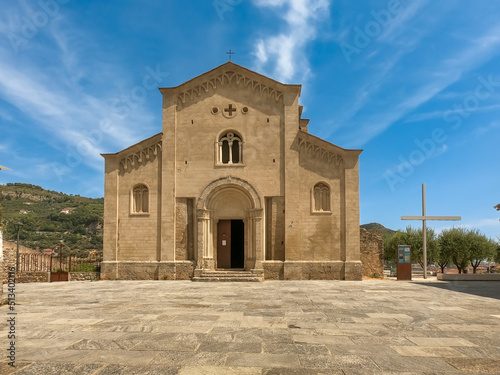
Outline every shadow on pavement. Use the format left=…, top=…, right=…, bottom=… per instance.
left=412, top=281, right=500, bottom=301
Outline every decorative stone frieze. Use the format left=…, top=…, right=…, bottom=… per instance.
left=120, top=141, right=162, bottom=172
left=298, top=135, right=343, bottom=166
left=178, top=70, right=284, bottom=104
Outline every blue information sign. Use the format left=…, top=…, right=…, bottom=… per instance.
left=397, top=245, right=411, bottom=264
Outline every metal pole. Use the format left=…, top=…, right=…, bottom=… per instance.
left=422, top=183, right=427, bottom=279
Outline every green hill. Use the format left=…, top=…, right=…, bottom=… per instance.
left=361, top=222, right=396, bottom=237
left=0, top=183, right=103, bottom=257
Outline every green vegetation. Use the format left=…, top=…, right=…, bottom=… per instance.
left=0, top=183, right=103, bottom=256
left=384, top=226, right=498, bottom=274
left=71, top=262, right=100, bottom=272
left=383, top=226, right=438, bottom=267
left=439, top=228, right=497, bottom=273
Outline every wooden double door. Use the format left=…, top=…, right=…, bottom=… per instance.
left=217, top=220, right=245, bottom=269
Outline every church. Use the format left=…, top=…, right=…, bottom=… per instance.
left=101, top=62, right=363, bottom=281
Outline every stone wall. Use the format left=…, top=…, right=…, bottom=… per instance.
left=69, top=272, right=100, bottom=281
left=16, top=271, right=50, bottom=283
left=3, top=241, right=18, bottom=284
left=360, top=228, right=384, bottom=278
left=2, top=240, right=41, bottom=283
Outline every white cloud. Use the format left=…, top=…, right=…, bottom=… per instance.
left=378, top=0, right=429, bottom=44
left=0, top=20, right=160, bottom=175
left=473, top=121, right=500, bottom=137
left=337, top=22, right=500, bottom=147
left=252, top=0, right=330, bottom=82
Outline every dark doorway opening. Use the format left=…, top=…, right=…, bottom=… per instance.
left=231, top=220, right=244, bottom=268
left=217, top=219, right=245, bottom=269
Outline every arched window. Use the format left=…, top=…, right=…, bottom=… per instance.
left=313, top=183, right=330, bottom=212
left=132, top=184, right=149, bottom=214
left=218, top=132, right=242, bottom=164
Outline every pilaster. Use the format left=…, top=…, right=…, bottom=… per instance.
left=160, top=93, right=177, bottom=261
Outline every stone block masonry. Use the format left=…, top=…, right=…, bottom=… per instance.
left=360, top=228, right=384, bottom=278
left=69, top=272, right=100, bottom=281
left=15, top=271, right=50, bottom=283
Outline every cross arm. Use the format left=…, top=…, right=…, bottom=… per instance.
left=401, top=216, right=461, bottom=221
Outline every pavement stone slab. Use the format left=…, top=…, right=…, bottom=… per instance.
left=443, top=358, right=500, bottom=373
left=5, top=363, right=103, bottom=375
left=1, top=279, right=500, bottom=374
left=66, top=338, right=141, bottom=350
left=407, top=337, right=477, bottom=347
left=150, top=351, right=227, bottom=366
left=390, top=345, right=467, bottom=358
left=96, top=364, right=181, bottom=375
left=262, top=368, right=343, bottom=374
left=226, top=352, right=301, bottom=368
left=371, top=355, right=458, bottom=372
left=262, top=342, right=331, bottom=356
left=454, top=345, right=500, bottom=359
left=178, top=366, right=261, bottom=375
left=197, top=341, right=261, bottom=353
left=298, top=354, right=379, bottom=370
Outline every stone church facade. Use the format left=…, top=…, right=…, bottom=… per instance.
left=101, top=62, right=363, bottom=281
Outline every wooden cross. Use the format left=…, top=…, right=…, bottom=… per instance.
left=226, top=49, right=234, bottom=61
left=224, top=104, right=236, bottom=116
left=401, top=183, right=461, bottom=279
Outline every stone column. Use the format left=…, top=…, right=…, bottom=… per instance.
left=160, top=95, right=177, bottom=263
left=253, top=209, right=264, bottom=270
left=196, top=209, right=214, bottom=270
left=245, top=211, right=254, bottom=270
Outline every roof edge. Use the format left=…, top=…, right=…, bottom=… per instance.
left=101, top=132, right=163, bottom=158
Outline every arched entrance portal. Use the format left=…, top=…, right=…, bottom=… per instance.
left=196, top=177, right=263, bottom=273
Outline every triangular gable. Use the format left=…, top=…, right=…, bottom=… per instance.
left=159, top=62, right=301, bottom=105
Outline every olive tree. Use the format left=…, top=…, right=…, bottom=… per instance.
left=439, top=228, right=471, bottom=273
left=383, top=226, right=438, bottom=268
left=436, top=238, right=452, bottom=273
left=383, top=231, right=403, bottom=263
left=467, top=229, right=497, bottom=273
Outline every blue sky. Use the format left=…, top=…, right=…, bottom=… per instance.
left=1, top=0, right=499, bottom=240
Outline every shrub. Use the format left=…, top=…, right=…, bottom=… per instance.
left=71, top=263, right=99, bottom=272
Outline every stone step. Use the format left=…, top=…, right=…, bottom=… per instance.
left=192, top=270, right=263, bottom=282
left=200, top=272, right=255, bottom=276
left=192, top=277, right=262, bottom=282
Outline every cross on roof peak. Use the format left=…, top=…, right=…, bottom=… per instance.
left=226, top=49, right=235, bottom=61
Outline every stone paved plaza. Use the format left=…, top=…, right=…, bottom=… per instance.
left=1, top=279, right=500, bottom=374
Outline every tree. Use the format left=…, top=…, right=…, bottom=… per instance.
left=436, top=240, right=452, bottom=273
left=383, top=231, right=403, bottom=263
left=383, top=226, right=438, bottom=267
left=439, top=228, right=470, bottom=273
left=467, top=230, right=497, bottom=273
